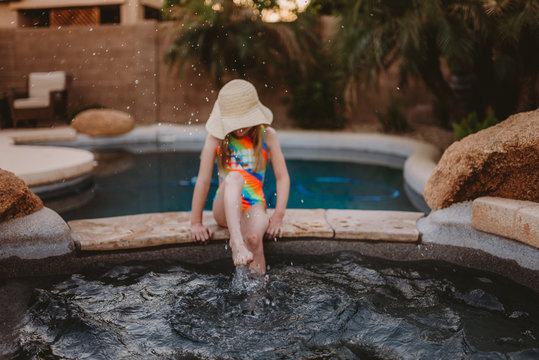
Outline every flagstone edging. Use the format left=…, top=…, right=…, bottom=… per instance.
left=68, top=209, right=424, bottom=252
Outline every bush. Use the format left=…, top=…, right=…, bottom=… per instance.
left=375, top=100, right=408, bottom=133
left=452, top=108, right=499, bottom=140
left=286, top=79, right=346, bottom=130
left=286, top=51, right=346, bottom=130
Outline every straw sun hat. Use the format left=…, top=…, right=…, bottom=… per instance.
left=205, top=79, right=273, bottom=140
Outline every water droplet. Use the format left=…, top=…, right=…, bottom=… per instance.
left=396, top=86, right=400, bottom=91
left=135, top=79, right=139, bottom=85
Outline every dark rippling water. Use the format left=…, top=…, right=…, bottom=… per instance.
left=9, top=252, right=539, bottom=359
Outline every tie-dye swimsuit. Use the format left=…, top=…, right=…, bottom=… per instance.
left=216, top=131, right=268, bottom=212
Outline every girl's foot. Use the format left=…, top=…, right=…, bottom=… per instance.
left=230, top=238, right=254, bottom=266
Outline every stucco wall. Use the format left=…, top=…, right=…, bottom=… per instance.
left=0, top=3, right=16, bottom=28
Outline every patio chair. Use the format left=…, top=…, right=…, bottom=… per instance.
left=7, top=71, right=70, bottom=128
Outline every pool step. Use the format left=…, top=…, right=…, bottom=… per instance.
left=68, top=209, right=424, bottom=252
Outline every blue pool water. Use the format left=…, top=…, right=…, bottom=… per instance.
left=53, top=149, right=416, bottom=221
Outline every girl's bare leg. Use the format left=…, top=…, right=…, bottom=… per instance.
left=212, top=172, right=253, bottom=266
left=240, top=204, right=269, bottom=275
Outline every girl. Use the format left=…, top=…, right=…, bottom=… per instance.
left=190, top=79, right=290, bottom=275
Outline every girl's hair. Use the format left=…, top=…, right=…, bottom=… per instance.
left=218, top=125, right=265, bottom=174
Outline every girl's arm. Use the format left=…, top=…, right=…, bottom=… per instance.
left=265, top=127, right=290, bottom=239
left=190, top=134, right=219, bottom=243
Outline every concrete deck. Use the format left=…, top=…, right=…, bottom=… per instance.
left=0, top=127, right=94, bottom=186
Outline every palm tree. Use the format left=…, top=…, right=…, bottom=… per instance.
left=485, top=0, right=539, bottom=113
left=333, top=0, right=493, bottom=125
left=163, top=0, right=318, bottom=87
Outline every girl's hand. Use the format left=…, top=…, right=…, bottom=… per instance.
left=191, top=223, right=212, bottom=244
left=265, top=214, right=284, bottom=240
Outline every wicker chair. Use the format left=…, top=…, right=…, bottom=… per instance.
left=8, top=71, right=69, bottom=128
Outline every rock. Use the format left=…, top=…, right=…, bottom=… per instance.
left=71, top=109, right=135, bottom=137
left=0, top=169, right=43, bottom=222
left=423, top=109, right=539, bottom=210
left=0, top=207, right=74, bottom=260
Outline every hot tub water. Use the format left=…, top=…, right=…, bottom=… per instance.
left=10, top=252, right=539, bottom=359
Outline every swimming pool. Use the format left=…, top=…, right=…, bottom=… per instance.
left=48, top=148, right=416, bottom=221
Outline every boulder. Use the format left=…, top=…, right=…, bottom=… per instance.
left=0, top=169, right=43, bottom=222
left=71, top=109, right=135, bottom=137
left=0, top=207, right=74, bottom=260
left=424, top=109, right=539, bottom=210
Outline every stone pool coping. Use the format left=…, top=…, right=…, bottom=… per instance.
left=68, top=209, right=424, bottom=251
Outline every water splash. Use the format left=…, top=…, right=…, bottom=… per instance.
left=230, top=265, right=265, bottom=293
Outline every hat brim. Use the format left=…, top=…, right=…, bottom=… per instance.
left=206, top=100, right=273, bottom=140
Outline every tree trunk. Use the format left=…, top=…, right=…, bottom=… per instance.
left=516, top=73, right=538, bottom=112
left=417, top=39, right=467, bottom=126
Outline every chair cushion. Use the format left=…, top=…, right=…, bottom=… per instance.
left=13, top=97, right=50, bottom=109
left=28, top=71, right=66, bottom=99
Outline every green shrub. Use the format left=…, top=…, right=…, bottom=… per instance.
left=286, top=50, right=346, bottom=130
left=452, top=109, right=499, bottom=140
left=375, top=100, right=408, bottom=133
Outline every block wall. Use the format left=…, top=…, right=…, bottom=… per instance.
left=0, top=20, right=434, bottom=128
left=1, top=21, right=159, bottom=124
